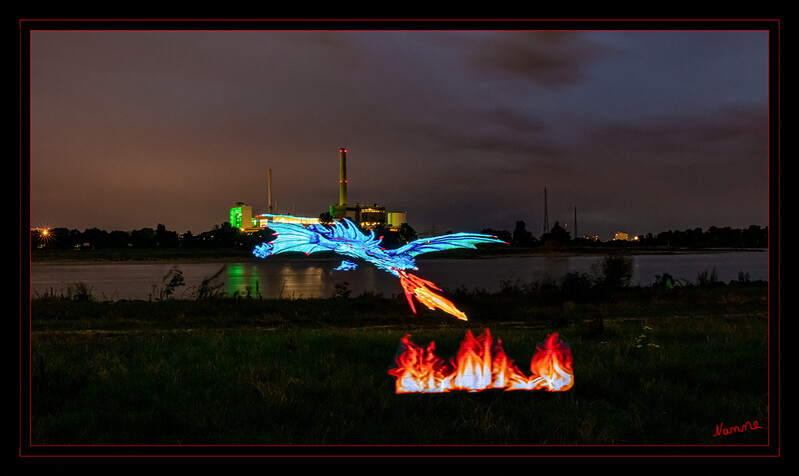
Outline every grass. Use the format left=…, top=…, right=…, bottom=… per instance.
left=26, top=281, right=771, bottom=452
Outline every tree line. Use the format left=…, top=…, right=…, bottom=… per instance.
left=484, top=221, right=768, bottom=248
left=481, top=220, right=767, bottom=249
left=635, top=225, right=768, bottom=248
left=30, top=221, right=420, bottom=251
left=31, top=220, right=768, bottom=251
left=31, top=222, right=266, bottom=250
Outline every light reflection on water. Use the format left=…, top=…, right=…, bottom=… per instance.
left=30, top=252, right=768, bottom=301
left=226, top=261, right=398, bottom=299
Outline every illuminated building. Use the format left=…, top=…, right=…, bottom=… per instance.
left=253, top=213, right=320, bottom=227
left=329, top=202, right=388, bottom=230
left=230, top=203, right=320, bottom=232
left=614, top=232, right=640, bottom=242
left=230, top=202, right=254, bottom=230
left=358, top=205, right=387, bottom=230
left=388, top=212, right=408, bottom=231
left=230, top=147, right=403, bottom=233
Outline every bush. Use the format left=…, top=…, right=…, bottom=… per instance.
left=653, top=273, right=675, bottom=289
left=149, top=266, right=185, bottom=301
left=191, top=265, right=226, bottom=300
left=695, top=267, right=720, bottom=287
left=592, top=255, right=633, bottom=288
left=70, top=282, right=94, bottom=302
left=560, top=272, right=595, bottom=302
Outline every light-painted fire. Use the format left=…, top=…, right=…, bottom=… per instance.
left=388, top=329, right=573, bottom=393
left=398, top=271, right=468, bottom=321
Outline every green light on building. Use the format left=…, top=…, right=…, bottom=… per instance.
left=230, top=206, right=243, bottom=228
left=230, top=202, right=254, bottom=230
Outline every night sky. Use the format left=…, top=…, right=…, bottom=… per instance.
left=27, top=25, right=772, bottom=240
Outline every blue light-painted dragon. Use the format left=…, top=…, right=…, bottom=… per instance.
left=253, top=218, right=506, bottom=320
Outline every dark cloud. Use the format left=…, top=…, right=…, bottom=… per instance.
left=455, top=31, right=615, bottom=88
left=27, top=28, right=771, bottom=239
left=560, top=104, right=769, bottom=234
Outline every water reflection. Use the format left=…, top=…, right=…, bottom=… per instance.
left=223, top=261, right=395, bottom=299
left=274, top=264, right=327, bottom=299
left=31, top=251, right=768, bottom=301
left=225, top=262, right=323, bottom=299
left=225, top=263, right=261, bottom=298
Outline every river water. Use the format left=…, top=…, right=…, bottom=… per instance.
left=29, top=251, right=769, bottom=301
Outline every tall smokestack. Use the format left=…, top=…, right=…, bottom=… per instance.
left=543, top=186, right=549, bottom=234
left=339, top=147, right=348, bottom=206
left=574, top=206, right=577, bottom=239
left=268, top=169, right=273, bottom=214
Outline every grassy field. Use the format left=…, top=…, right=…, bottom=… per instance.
left=26, top=281, right=771, bottom=454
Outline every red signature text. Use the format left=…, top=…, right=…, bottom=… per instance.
left=713, top=420, right=762, bottom=437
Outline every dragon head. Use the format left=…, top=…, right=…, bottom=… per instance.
left=252, top=242, right=273, bottom=258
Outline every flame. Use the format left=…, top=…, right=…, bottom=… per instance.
left=524, top=332, right=575, bottom=391
left=389, top=329, right=573, bottom=393
left=398, top=271, right=468, bottom=321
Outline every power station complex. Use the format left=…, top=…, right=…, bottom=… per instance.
left=230, top=148, right=407, bottom=232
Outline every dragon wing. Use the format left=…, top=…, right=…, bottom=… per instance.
left=387, top=233, right=507, bottom=258
left=253, top=222, right=334, bottom=257
left=318, top=218, right=386, bottom=254
left=253, top=219, right=384, bottom=258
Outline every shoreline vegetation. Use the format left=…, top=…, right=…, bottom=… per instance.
left=27, top=244, right=773, bottom=448
left=29, top=244, right=768, bottom=264
left=28, top=273, right=770, bottom=447
left=29, top=222, right=768, bottom=263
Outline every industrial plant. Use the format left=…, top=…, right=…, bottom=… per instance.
left=228, top=148, right=621, bottom=242
left=230, top=148, right=407, bottom=232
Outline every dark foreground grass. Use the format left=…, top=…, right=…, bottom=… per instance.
left=28, top=285, right=770, bottom=451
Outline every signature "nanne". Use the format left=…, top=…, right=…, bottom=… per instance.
left=713, top=420, right=762, bottom=437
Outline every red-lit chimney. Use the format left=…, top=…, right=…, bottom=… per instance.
left=268, top=169, right=273, bottom=214
left=339, top=148, right=347, bottom=207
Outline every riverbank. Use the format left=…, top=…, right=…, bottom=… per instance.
left=29, top=245, right=768, bottom=264
left=27, top=283, right=771, bottom=449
